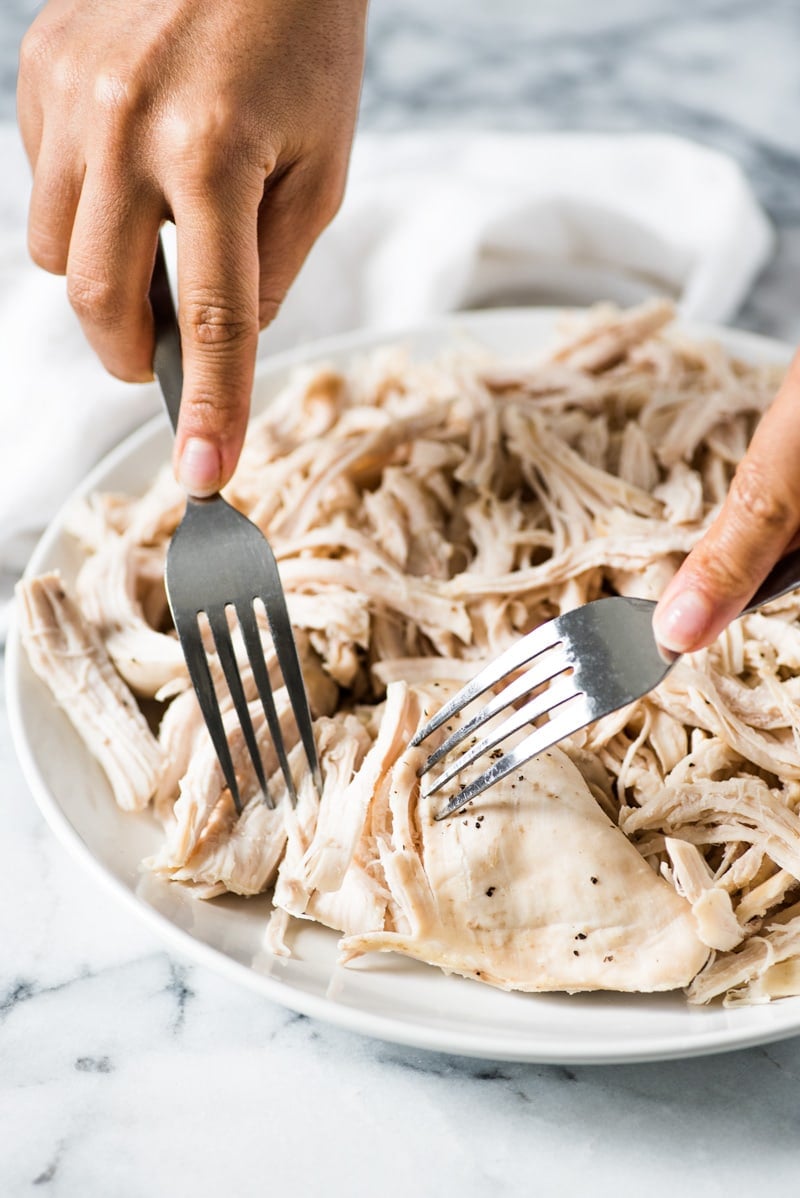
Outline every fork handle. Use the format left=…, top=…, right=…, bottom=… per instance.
left=742, top=546, right=800, bottom=614
left=149, top=233, right=183, bottom=434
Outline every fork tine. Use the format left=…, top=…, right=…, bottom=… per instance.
left=259, top=582, right=323, bottom=796
left=411, top=618, right=563, bottom=746
left=417, top=647, right=566, bottom=779
left=423, top=672, right=579, bottom=797
left=237, top=600, right=297, bottom=806
left=173, top=611, right=244, bottom=814
left=207, top=606, right=274, bottom=810
left=434, top=701, right=593, bottom=821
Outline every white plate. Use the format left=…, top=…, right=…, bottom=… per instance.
left=7, top=308, right=800, bottom=1065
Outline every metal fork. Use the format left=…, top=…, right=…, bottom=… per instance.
left=413, top=549, right=800, bottom=820
left=149, top=234, right=321, bottom=812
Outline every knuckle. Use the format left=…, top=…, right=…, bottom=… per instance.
left=181, top=297, right=257, bottom=350
left=19, top=21, right=57, bottom=73
left=187, top=392, right=239, bottom=418
left=165, top=106, right=258, bottom=190
left=691, top=544, right=757, bottom=601
left=684, top=456, right=799, bottom=603
left=67, top=270, right=124, bottom=329
left=164, top=115, right=201, bottom=176
left=182, top=391, right=246, bottom=441
left=19, top=23, right=76, bottom=101
left=92, top=68, right=142, bottom=128
left=727, top=457, right=794, bottom=534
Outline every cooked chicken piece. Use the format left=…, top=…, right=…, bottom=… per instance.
left=161, top=740, right=311, bottom=898
left=654, top=346, right=772, bottom=468
left=741, top=612, right=800, bottom=671
left=337, top=697, right=707, bottom=992
left=268, top=681, right=707, bottom=992
left=735, top=869, right=798, bottom=926
left=663, top=838, right=743, bottom=951
left=503, top=406, right=660, bottom=520
left=652, top=462, right=704, bottom=524
left=64, top=466, right=183, bottom=553
left=278, top=556, right=473, bottom=649
left=441, top=525, right=698, bottom=603
left=545, top=298, right=674, bottom=373
left=302, top=682, right=423, bottom=895
left=621, top=777, right=800, bottom=878
left=452, top=375, right=502, bottom=493
left=653, top=662, right=800, bottom=780
left=16, top=572, right=163, bottom=811
left=371, top=656, right=482, bottom=689
left=463, top=495, right=524, bottom=577
left=271, top=713, right=380, bottom=937
left=75, top=532, right=186, bottom=697
left=64, top=491, right=139, bottom=552
left=275, top=406, right=454, bottom=537
left=617, top=421, right=660, bottom=492
left=379, top=468, right=454, bottom=579
left=152, top=684, right=206, bottom=826
left=687, top=915, right=800, bottom=1005
left=361, top=487, right=410, bottom=569
left=151, top=690, right=301, bottom=878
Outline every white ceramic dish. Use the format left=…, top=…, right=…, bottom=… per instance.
left=7, top=308, right=800, bottom=1065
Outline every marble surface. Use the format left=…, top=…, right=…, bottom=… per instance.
left=4, top=1, right=800, bottom=1194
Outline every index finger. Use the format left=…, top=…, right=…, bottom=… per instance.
left=653, top=351, right=800, bottom=653
left=171, top=181, right=262, bottom=495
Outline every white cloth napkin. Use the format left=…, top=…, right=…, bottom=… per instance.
left=0, top=125, right=774, bottom=630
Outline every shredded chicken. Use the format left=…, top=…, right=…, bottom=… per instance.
left=333, top=684, right=708, bottom=992
left=17, top=301, right=800, bottom=1005
left=17, top=572, right=164, bottom=812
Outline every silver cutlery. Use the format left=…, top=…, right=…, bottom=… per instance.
left=149, top=234, right=320, bottom=811
left=413, top=549, right=800, bottom=819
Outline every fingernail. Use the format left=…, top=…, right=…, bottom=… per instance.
left=177, top=437, right=221, bottom=497
left=653, top=589, right=713, bottom=654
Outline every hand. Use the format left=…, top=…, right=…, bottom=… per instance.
left=17, top=0, right=367, bottom=495
left=653, top=351, right=800, bottom=653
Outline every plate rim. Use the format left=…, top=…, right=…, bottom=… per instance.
left=7, top=306, right=800, bottom=1065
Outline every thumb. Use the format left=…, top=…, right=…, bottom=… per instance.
left=653, top=351, right=800, bottom=654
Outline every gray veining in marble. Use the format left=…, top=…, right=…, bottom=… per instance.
left=4, top=2, right=800, bottom=1195
left=363, top=0, right=800, bottom=218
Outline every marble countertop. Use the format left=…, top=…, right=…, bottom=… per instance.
left=4, top=1, right=800, bottom=1194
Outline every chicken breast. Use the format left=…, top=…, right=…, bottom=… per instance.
left=331, top=690, right=707, bottom=991
left=16, top=571, right=163, bottom=811
left=264, top=682, right=707, bottom=991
